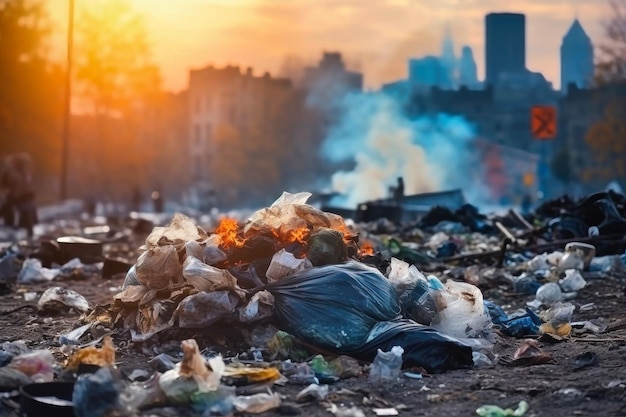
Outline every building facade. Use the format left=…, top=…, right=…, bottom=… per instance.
left=485, top=13, right=526, bottom=87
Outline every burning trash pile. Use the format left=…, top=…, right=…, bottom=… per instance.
left=103, top=191, right=477, bottom=370
left=2, top=190, right=626, bottom=416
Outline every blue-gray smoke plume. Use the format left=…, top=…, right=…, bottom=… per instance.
left=321, top=92, right=485, bottom=208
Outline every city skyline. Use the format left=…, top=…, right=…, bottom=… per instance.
left=46, top=0, right=608, bottom=92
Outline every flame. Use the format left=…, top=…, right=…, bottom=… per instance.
left=287, top=227, right=310, bottom=244
left=215, top=218, right=245, bottom=249
left=358, top=241, right=375, bottom=257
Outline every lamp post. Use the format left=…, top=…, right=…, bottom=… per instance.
left=60, top=0, right=74, bottom=201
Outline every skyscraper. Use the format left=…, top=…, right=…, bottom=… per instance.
left=440, top=26, right=457, bottom=89
left=560, top=19, right=594, bottom=92
left=459, top=46, right=479, bottom=88
left=485, top=13, right=526, bottom=86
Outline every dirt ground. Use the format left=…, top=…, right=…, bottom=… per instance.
left=1, top=242, right=626, bottom=416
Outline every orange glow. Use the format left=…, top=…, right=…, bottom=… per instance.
left=215, top=218, right=245, bottom=249
left=287, top=227, right=310, bottom=245
left=358, top=241, right=375, bottom=257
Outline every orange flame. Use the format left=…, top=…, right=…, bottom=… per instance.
left=287, top=227, right=310, bottom=244
left=358, top=241, right=375, bottom=257
left=215, top=218, right=245, bottom=249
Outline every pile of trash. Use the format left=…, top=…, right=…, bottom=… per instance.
left=2, top=190, right=626, bottom=416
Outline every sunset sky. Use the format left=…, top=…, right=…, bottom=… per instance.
left=47, top=0, right=609, bottom=92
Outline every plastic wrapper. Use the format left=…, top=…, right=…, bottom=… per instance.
left=476, top=400, right=529, bottom=417
left=145, top=213, right=205, bottom=249
left=37, top=286, right=90, bottom=313
left=238, top=290, right=275, bottom=323
left=17, top=258, right=59, bottom=284
left=282, top=361, right=317, bottom=385
left=535, top=282, right=564, bottom=306
left=368, top=346, right=404, bottom=384
left=267, top=262, right=400, bottom=351
left=202, top=235, right=228, bottom=265
left=296, top=383, right=329, bottom=402
left=309, top=355, right=362, bottom=380
left=183, top=256, right=244, bottom=296
left=65, top=335, right=116, bottom=371
left=233, top=392, right=281, bottom=414
left=158, top=339, right=224, bottom=404
left=539, top=302, right=575, bottom=337
left=135, top=244, right=183, bottom=290
left=265, top=249, right=312, bottom=283
left=559, top=269, right=586, bottom=292
left=222, top=364, right=282, bottom=385
left=173, top=291, right=240, bottom=328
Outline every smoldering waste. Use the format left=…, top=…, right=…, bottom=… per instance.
left=91, top=191, right=475, bottom=373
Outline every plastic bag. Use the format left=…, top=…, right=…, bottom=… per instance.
left=268, top=263, right=473, bottom=373
left=368, top=346, right=403, bottom=384
left=352, top=319, right=473, bottom=373
left=173, top=291, right=240, bottom=328
left=387, top=258, right=426, bottom=295
left=17, top=258, right=59, bottom=284
left=243, top=191, right=344, bottom=243
left=37, top=286, right=90, bottom=313
left=238, top=290, right=275, bottom=323
left=265, top=249, right=312, bottom=283
left=267, top=261, right=400, bottom=351
left=182, top=256, right=244, bottom=295
left=7, top=349, right=54, bottom=382
left=135, top=244, right=183, bottom=290
left=145, top=213, right=205, bottom=249
left=430, top=280, right=492, bottom=339
left=559, top=269, right=586, bottom=292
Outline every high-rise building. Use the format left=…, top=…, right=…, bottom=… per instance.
left=459, top=46, right=479, bottom=88
left=485, top=13, right=526, bottom=86
left=440, top=26, right=457, bottom=89
left=560, top=19, right=594, bottom=92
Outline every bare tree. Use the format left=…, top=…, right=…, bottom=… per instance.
left=596, top=0, right=626, bottom=84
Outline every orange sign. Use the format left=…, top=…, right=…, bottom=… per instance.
left=531, top=106, right=557, bottom=139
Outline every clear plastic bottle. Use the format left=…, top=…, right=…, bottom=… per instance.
left=368, top=346, right=404, bottom=385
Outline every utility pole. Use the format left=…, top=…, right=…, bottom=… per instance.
left=60, top=0, right=74, bottom=201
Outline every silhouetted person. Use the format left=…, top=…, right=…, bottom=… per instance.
left=2, top=153, right=36, bottom=237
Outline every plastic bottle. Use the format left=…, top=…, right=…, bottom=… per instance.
left=368, top=346, right=404, bottom=385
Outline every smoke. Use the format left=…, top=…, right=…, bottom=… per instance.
left=321, top=91, right=486, bottom=208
